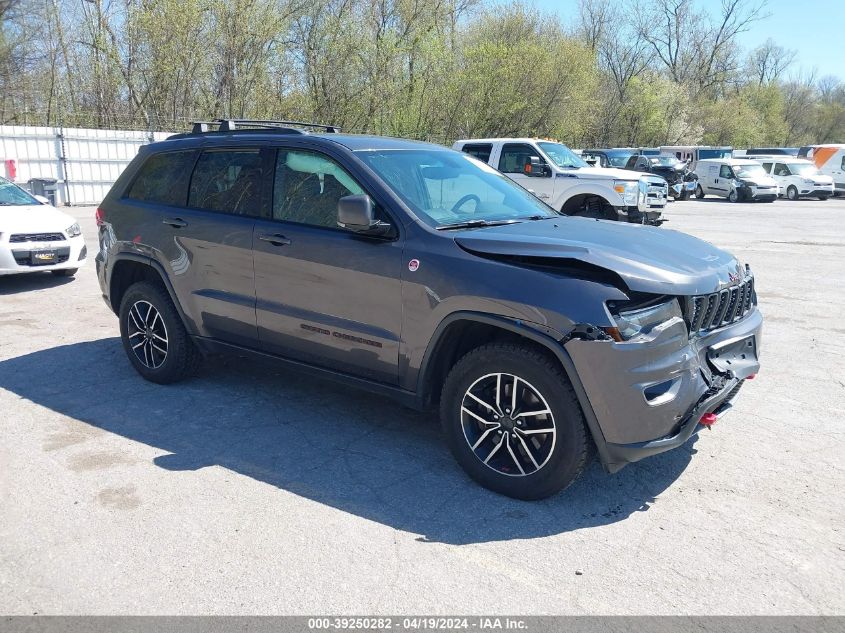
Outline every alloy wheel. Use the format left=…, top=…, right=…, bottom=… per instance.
left=460, top=372, right=556, bottom=477
left=127, top=300, right=169, bottom=369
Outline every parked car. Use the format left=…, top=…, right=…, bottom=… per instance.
left=759, top=158, right=835, bottom=200
left=0, top=176, right=86, bottom=277
left=578, top=148, right=635, bottom=169
left=97, top=119, right=761, bottom=500
left=453, top=138, right=668, bottom=225
left=624, top=154, right=698, bottom=200
left=694, top=158, right=778, bottom=202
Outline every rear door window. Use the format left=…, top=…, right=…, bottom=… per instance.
left=188, top=149, right=266, bottom=216
left=762, top=162, right=772, bottom=173
left=126, top=151, right=196, bottom=206
left=460, top=143, right=493, bottom=164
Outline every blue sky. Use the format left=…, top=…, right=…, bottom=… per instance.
left=530, top=0, right=843, bottom=80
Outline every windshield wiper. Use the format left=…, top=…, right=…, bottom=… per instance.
left=436, top=219, right=522, bottom=230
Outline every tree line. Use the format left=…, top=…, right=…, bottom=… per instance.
left=1, top=0, right=843, bottom=147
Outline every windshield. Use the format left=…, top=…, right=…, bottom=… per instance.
left=537, top=142, right=588, bottom=169
left=735, top=165, right=767, bottom=179
left=356, top=149, right=557, bottom=227
left=786, top=163, right=820, bottom=177
left=0, top=177, right=40, bottom=206
left=650, top=156, right=681, bottom=167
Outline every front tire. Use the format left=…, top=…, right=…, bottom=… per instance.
left=440, top=343, right=592, bottom=500
left=695, top=185, right=705, bottom=199
left=51, top=268, right=77, bottom=277
left=787, top=185, right=798, bottom=201
left=728, top=188, right=739, bottom=203
left=119, top=281, right=201, bottom=384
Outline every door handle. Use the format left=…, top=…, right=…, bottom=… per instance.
left=163, top=218, right=187, bottom=228
left=258, top=233, right=292, bottom=246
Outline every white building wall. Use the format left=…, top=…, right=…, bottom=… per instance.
left=0, top=125, right=173, bottom=206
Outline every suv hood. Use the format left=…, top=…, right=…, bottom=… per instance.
left=454, top=217, right=743, bottom=296
left=0, top=204, right=77, bottom=234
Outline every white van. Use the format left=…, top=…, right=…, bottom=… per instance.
left=759, top=158, right=835, bottom=200
left=694, top=158, right=778, bottom=202
left=807, top=145, right=845, bottom=196
left=660, top=146, right=733, bottom=171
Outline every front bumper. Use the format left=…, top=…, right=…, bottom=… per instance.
left=615, top=206, right=663, bottom=225
left=0, top=234, right=87, bottom=275
left=739, top=185, right=777, bottom=201
left=565, top=307, right=762, bottom=471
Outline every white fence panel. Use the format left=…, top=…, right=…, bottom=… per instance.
left=0, top=125, right=174, bottom=206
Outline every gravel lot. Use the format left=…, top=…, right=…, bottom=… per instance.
left=1, top=197, right=843, bottom=615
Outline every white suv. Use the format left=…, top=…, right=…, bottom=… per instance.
left=760, top=158, right=835, bottom=200
left=453, top=138, right=668, bottom=224
left=0, top=177, right=87, bottom=277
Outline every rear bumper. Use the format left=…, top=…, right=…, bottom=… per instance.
left=565, top=308, right=762, bottom=471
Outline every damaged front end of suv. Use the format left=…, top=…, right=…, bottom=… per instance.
left=452, top=220, right=762, bottom=474
left=566, top=271, right=759, bottom=471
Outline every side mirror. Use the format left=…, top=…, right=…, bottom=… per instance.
left=337, top=194, right=391, bottom=236
left=523, top=156, right=548, bottom=177
left=33, top=194, right=50, bottom=205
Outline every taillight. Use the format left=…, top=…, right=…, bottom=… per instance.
left=95, top=207, right=105, bottom=226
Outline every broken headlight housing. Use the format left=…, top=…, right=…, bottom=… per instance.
left=606, top=298, right=683, bottom=341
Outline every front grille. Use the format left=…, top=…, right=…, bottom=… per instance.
left=688, top=276, right=755, bottom=333
left=9, top=233, right=66, bottom=243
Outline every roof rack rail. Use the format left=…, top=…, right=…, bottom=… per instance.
left=189, top=119, right=340, bottom=135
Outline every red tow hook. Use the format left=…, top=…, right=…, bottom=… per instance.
left=699, top=412, right=718, bottom=428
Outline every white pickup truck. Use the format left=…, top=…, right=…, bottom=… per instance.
left=453, top=138, right=669, bottom=225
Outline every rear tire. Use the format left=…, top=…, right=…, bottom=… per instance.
left=440, top=343, right=592, bottom=500
left=119, top=281, right=201, bottom=384
left=51, top=268, right=77, bottom=277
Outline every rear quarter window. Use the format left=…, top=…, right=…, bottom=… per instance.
left=125, top=151, right=196, bottom=206
left=460, top=143, right=493, bottom=163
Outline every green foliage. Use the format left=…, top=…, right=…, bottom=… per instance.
left=1, top=0, right=842, bottom=147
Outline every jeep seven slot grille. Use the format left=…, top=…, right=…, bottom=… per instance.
left=688, top=276, right=755, bottom=333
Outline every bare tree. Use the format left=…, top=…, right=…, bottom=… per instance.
left=748, top=37, right=796, bottom=85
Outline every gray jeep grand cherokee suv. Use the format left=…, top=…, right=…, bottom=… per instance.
left=96, top=119, right=762, bottom=500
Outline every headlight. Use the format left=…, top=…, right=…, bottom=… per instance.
left=803, top=178, right=814, bottom=184
left=66, top=223, right=81, bottom=237
left=607, top=299, right=684, bottom=341
left=613, top=180, right=639, bottom=206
